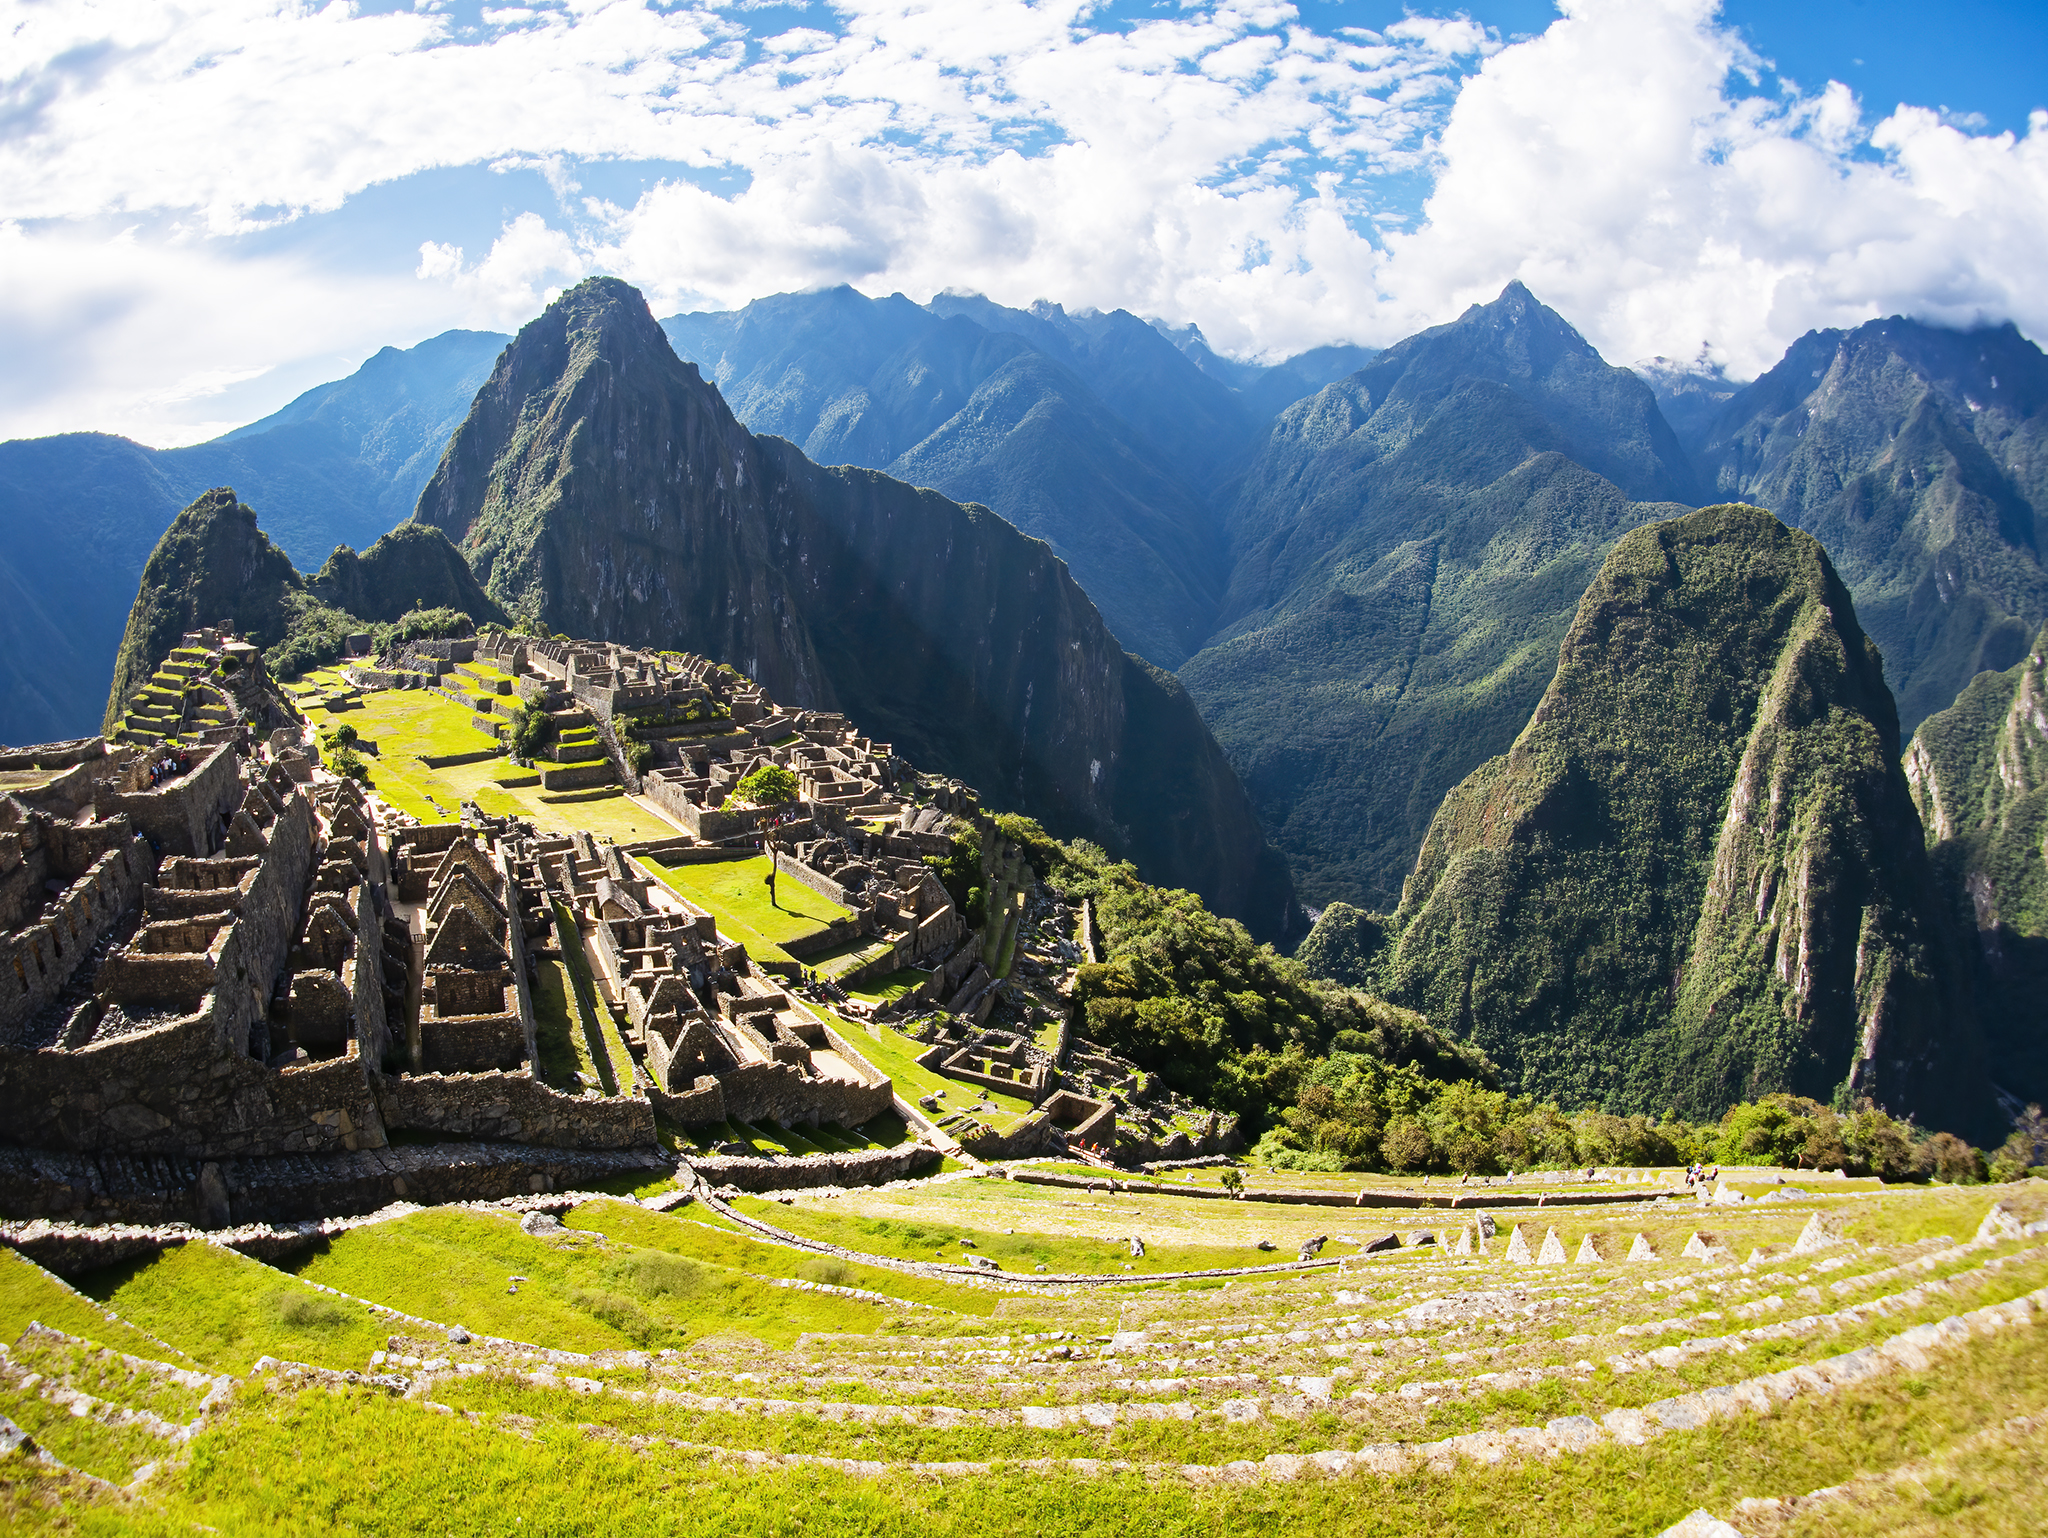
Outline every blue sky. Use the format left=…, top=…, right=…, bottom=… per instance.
left=2, top=0, right=2043, bottom=445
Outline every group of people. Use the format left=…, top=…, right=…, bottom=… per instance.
left=1684, top=1162, right=1721, bottom=1189
left=146, top=750, right=191, bottom=788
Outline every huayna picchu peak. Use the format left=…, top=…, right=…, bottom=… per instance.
left=413, top=277, right=1297, bottom=941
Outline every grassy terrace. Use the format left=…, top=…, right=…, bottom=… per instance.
left=5, top=1182, right=2046, bottom=1532
left=642, top=854, right=847, bottom=966
left=832, top=1012, right=1039, bottom=1133
left=285, top=668, right=673, bottom=841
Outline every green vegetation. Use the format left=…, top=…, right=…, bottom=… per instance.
left=290, top=675, right=673, bottom=840
left=102, top=488, right=508, bottom=728
left=989, top=815, right=1487, bottom=1130
left=72, top=1241, right=389, bottom=1374
left=0, top=1249, right=183, bottom=1362
left=289, top=1206, right=890, bottom=1350
left=1373, top=506, right=1980, bottom=1137
left=1905, top=627, right=2048, bottom=1108
left=642, top=854, right=848, bottom=965
left=726, top=762, right=799, bottom=807
left=1178, top=284, right=1696, bottom=911
left=1252, top=1077, right=1993, bottom=1179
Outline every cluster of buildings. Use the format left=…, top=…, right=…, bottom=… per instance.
left=0, top=622, right=1258, bottom=1229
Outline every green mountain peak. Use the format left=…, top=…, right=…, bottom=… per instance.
left=1378, top=503, right=1987, bottom=1133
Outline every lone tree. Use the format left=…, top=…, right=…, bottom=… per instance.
left=728, top=764, right=799, bottom=807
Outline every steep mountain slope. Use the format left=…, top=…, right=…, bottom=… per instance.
left=418, top=277, right=1297, bottom=938
left=198, top=329, right=508, bottom=559
left=0, top=330, right=505, bottom=747
left=1381, top=504, right=1984, bottom=1133
left=102, top=489, right=501, bottom=731
left=661, top=289, right=1227, bottom=666
left=1178, top=283, right=1698, bottom=908
left=0, top=432, right=183, bottom=745
left=1904, top=627, right=2048, bottom=1103
left=1695, top=318, right=2048, bottom=733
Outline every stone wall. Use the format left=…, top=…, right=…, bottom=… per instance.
left=374, top=1070, right=656, bottom=1149
left=93, top=742, right=244, bottom=858
left=685, top=1141, right=938, bottom=1193
left=0, top=790, right=393, bottom=1161
left=0, top=1140, right=669, bottom=1229
left=0, top=834, right=154, bottom=1041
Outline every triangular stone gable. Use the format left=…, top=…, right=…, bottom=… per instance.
left=1627, top=1232, right=1656, bottom=1261
left=427, top=863, right=508, bottom=930
left=429, top=838, right=503, bottom=898
left=1537, top=1228, right=1568, bottom=1264
left=301, top=904, right=356, bottom=972
left=1504, top=1224, right=1532, bottom=1264
left=423, top=901, right=510, bottom=972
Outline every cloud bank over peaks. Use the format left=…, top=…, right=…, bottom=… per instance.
left=0, top=0, right=2043, bottom=444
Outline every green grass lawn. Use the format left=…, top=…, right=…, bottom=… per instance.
left=555, top=903, right=638, bottom=1095
left=0, top=1249, right=188, bottom=1363
left=289, top=1206, right=898, bottom=1351
left=731, top=1190, right=1327, bottom=1275
left=13, top=1317, right=2046, bottom=1538
left=293, top=681, right=677, bottom=840
left=839, top=1014, right=1038, bottom=1132
left=846, top=967, right=926, bottom=1005
left=531, top=956, right=600, bottom=1092
left=561, top=1198, right=986, bottom=1314
left=72, top=1241, right=391, bottom=1375
left=642, top=855, right=846, bottom=964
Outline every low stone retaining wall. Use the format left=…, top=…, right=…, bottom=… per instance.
left=373, top=1071, right=657, bottom=1150
left=0, top=1141, right=669, bottom=1229
left=1003, top=1169, right=1666, bottom=1210
left=685, top=1142, right=939, bottom=1193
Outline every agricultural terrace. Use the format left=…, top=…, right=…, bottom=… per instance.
left=5, top=1175, right=2046, bottom=1534
left=284, top=668, right=673, bottom=842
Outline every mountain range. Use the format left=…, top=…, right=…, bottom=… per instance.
left=0, top=331, right=505, bottom=745
left=7, top=276, right=2048, bottom=938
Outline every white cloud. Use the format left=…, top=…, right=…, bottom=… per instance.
left=1377, top=0, right=2048, bottom=378
left=1, top=0, right=2045, bottom=444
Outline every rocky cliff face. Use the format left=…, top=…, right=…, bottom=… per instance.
left=414, top=278, right=1296, bottom=938
left=1904, top=626, right=2048, bottom=1104
left=1382, top=504, right=1985, bottom=1132
left=1696, top=318, right=2048, bottom=734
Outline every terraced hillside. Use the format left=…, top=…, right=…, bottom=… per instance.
left=5, top=1167, right=2044, bottom=1533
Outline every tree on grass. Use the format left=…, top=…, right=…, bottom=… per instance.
left=726, top=764, right=799, bottom=807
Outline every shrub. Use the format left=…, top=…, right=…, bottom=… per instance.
left=1381, top=1116, right=1434, bottom=1172
left=1917, top=1132, right=1985, bottom=1184
left=570, top=1287, right=662, bottom=1346
left=270, top=1291, right=349, bottom=1330
left=615, top=1251, right=706, bottom=1300
left=796, top=1257, right=856, bottom=1287
left=507, top=703, right=553, bottom=761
